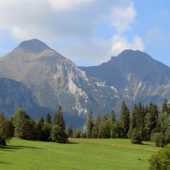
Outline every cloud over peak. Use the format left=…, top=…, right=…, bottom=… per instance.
left=0, top=0, right=144, bottom=65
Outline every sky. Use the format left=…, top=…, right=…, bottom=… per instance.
left=0, top=0, right=170, bottom=67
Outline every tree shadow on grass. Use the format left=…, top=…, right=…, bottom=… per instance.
left=66, top=141, right=79, bottom=144
left=0, top=145, right=42, bottom=152
left=0, top=161, right=10, bottom=164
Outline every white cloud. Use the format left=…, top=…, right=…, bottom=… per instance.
left=111, top=35, right=145, bottom=55
left=58, top=35, right=145, bottom=65
left=110, top=3, right=136, bottom=32
left=146, top=28, right=170, bottom=46
left=48, top=0, right=95, bottom=11
left=0, top=0, right=136, bottom=41
left=0, top=0, right=144, bottom=65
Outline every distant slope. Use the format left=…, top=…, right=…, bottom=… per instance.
left=1, top=39, right=170, bottom=124
left=79, top=50, right=170, bottom=113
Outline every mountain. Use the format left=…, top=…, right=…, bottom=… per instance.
left=79, top=50, right=170, bottom=113
left=0, top=39, right=170, bottom=127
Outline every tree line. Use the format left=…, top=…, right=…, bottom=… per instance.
left=75, top=99, right=170, bottom=147
left=1, top=99, right=170, bottom=147
left=0, top=106, right=70, bottom=145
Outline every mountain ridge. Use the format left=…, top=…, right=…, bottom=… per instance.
left=0, top=39, right=170, bottom=127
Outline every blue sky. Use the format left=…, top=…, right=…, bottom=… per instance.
left=0, top=0, right=170, bottom=67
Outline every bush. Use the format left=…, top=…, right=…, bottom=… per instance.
left=51, top=125, right=68, bottom=143
left=149, top=144, right=170, bottom=170
left=151, top=133, right=167, bottom=147
left=131, top=128, right=143, bottom=144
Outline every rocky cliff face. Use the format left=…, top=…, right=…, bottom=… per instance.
left=0, top=40, right=170, bottom=123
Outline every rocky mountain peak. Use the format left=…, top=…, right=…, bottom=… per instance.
left=19, top=39, right=52, bottom=54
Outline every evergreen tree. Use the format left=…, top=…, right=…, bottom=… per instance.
left=91, top=126, right=98, bottom=138
left=161, top=98, right=168, bottom=113
left=40, top=116, right=44, bottom=123
left=120, top=101, right=130, bottom=138
left=51, top=125, right=68, bottom=143
left=66, top=124, right=73, bottom=138
left=110, top=110, right=116, bottom=125
left=42, top=122, right=52, bottom=141
left=86, top=111, right=94, bottom=138
left=73, top=128, right=82, bottom=138
left=35, top=118, right=44, bottom=141
left=99, top=114, right=110, bottom=138
left=0, top=112, right=13, bottom=145
left=53, top=106, right=65, bottom=131
left=95, top=113, right=101, bottom=137
left=46, top=112, right=52, bottom=124
left=111, top=119, right=121, bottom=138
left=145, top=104, right=149, bottom=115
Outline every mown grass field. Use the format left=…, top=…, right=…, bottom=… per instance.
left=0, top=138, right=159, bottom=170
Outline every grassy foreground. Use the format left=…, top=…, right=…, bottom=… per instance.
left=0, top=138, right=159, bottom=170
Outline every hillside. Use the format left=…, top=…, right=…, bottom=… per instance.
left=0, top=39, right=170, bottom=125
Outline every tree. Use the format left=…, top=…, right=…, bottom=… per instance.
left=149, top=144, right=170, bottom=170
left=91, top=126, right=98, bottom=138
left=95, top=113, right=101, bottom=137
left=120, top=101, right=130, bottom=138
left=42, top=122, right=52, bottom=141
left=131, top=128, right=143, bottom=144
left=145, top=113, right=155, bottom=141
left=51, top=125, right=68, bottom=143
left=40, top=116, right=44, bottom=123
left=73, top=128, right=81, bottom=138
left=46, top=112, right=52, bottom=124
left=53, top=106, right=65, bottom=131
left=111, top=119, right=121, bottom=138
left=14, top=118, right=35, bottom=140
left=13, top=108, right=30, bottom=127
left=35, top=118, right=44, bottom=141
left=86, top=111, right=94, bottom=138
left=110, top=110, right=116, bottom=126
left=151, top=133, right=167, bottom=147
left=161, top=98, right=168, bottom=113
left=66, top=124, right=73, bottom=138
left=0, top=112, right=13, bottom=145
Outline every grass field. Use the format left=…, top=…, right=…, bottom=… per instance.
left=0, top=138, right=159, bottom=170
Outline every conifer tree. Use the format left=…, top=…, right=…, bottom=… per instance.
left=40, top=116, right=44, bottom=123
left=86, top=111, right=94, bottom=138
left=53, top=106, right=65, bottom=131
left=95, top=113, right=101, bottom=137
left=120, top=101, right=130, bottom=138
left=66, top=124, right=73, bottom=138
left=110, top=110, right=116, bottom=125
left=46, top=112, right=52, bottom=124
left=161, top=98, right=168, bottom=113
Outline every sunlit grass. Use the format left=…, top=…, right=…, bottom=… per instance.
left=0, top=138, right=159, bottom=170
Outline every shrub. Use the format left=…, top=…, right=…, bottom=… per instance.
left=149, top=144, right=170, bottom=170
left=131, top=128, right=143, bottom=144
left=151, top=133, right=167, bottom=147
left=51, top=125, right=68, bottom=143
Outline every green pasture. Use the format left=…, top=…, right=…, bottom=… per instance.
left=0, top=138, right=159, bottom=170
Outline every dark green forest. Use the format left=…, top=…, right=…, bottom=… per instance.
left=1, top=99, right=170, bottom=148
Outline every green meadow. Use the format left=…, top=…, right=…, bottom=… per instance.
left=0, top=138, right=159, bottom=170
